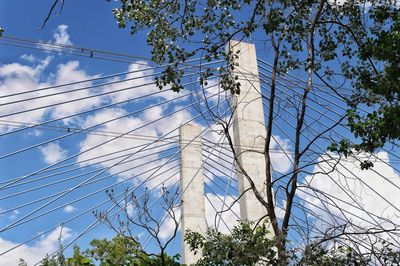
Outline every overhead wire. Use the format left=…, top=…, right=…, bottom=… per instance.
left=258, top=78, right=400, bottom=204
left=0, top=147, right=179, bottom=201
left=262, top=93, right=400, bottom=245
left=243, top=65, right=400, bottom=189
left=0, top=34, right=220, bottom=68
left=0, top=136, right=178, bottom=187
left=2, top=45, right=399, bottom=259
left=257, top=60, right=400, bottom=162
left=2, top=166, right=182, bottom=259
left=234, top=65, right=400, bottom=245
left=0, top=80, right=221, bottom=189
left=204, top=134, right=400, bottom=247
left=1, top=88, right=230, bottom=232
left=0, top=61, right=222, bottom=106
left=38, top=101, right=233, bottom=263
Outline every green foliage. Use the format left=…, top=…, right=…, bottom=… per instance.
left=28, top=225, right=400, bottom=265
left=185, top=221, right=400, bottom=265
left=185, top=221, right=277, bottom=265
left=32, top=235, right=179, bottom=266
left=66, top=246, right=92, bottom=266
left=84, top=235, right=181, bottom=265
left=296, top=244, right=369, bottom=266
left=111, top=0, right=399, bottom=162
left=85, top=235, right=143, bottom=265
left=342, top=6, right=400, bottom=156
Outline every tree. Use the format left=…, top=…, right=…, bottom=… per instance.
left=34, top=236, right=179, bottom=266
left=111, top=0, right=399, bottom=154
left=85, top=235, right=145, bottom=265
left=40, top=0, right=400, bottom=264
left=66, top=246, right=92, bottom=266
left=109, top=1, right=400, bottom=263
left=93, top=186, right=181, bottom=266
left=326, top=4, right=400, bottom=163
left=186, top=220, right=400, bottom=265
left=185, top=221, right=278, bottom=265
left=344, top=6, right=399, bottom=154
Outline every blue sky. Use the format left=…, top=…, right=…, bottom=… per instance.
left=0, top=2, right=243, bottom=264
left=0, top=1, right=400, bottom=265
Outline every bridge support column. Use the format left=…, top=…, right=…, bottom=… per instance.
left=230, top=41, right=269, bottom=225
left=179, top=124, right=206, bottom=265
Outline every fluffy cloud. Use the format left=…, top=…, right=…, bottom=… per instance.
left=0, top=58, right=160, bottom=133
left=37, top=25, right=73, bottom=52
left=159, top=207, right=181, bottom=241
left=102, top=62, right=179, bottom=104
left=48, top=60, right=104, bottom=123
left=0, top=226, right=72, bottom=265
left=270, top=135, right=293, bottom=173
left=158, top=192, right=240, bottom=241
left=0, top=57, right=108, bottom=131
left=77, top=105, right=192, bottom=190
left=20, top=54, right=38, bottom=63
left=0, top=57, right=52, bottom=131
left=52, top=25, right=72, bottom=46
left=63, top=205, right=77, bottom=213
left=39, top=142, right=68, bottom=165
left=205, top=193, right=240, bottom=234
left=298, top=151, right=400, bottom=242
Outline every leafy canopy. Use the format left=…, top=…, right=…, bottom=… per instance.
left=28, top=235, right=180, bottom=266
left=185, top=221, right=278, bottom=265
left=112, top=0, right=399, bottom=157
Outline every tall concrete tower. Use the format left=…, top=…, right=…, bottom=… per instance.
left=179, top=124, right=206, bottom=265
left=179, top=41, right=270, bottom=265
left=230, top=40, right=269, bottom=224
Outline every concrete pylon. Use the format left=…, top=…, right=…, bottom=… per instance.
left=229, top=41, right=269, bottom=225
left=179, top=124, right=206, bottom=265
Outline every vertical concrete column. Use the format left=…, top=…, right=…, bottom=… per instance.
left=179, top=124, right=206, bottom=265
left=229, top=41, right=269, bottom=225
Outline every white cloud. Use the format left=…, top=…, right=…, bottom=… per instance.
left=48, top=60, right=103, bottom=123
left=0, top=57, right=53, bottom=132
left=102, top=61, right=183, bottom=105
left=0, top=226, right=72, bottom=265
left=52, top=25, right=72, bottom=46
left=0, top=56, right=191, bottom=191
left=0, top=57, right=110, bottom=132
left=298, top=151, right=400, bottom=243
left=158, top=193, right=240, bottom=241
left=20, top=54, right=38, bottom=63
left=205, top=193, right=240, bottom=234
left=63, top=205, right=76, bottom=213
left=39, top=142, right=68, bottom=165
left=9, top=210, right=19, bottom=220
left=77, top=103, right=193, bottom=190
left=37, top=25, right=72, bottom=52
left=159, top=207, right=181, bottom=241
left=270, top=135, right=293, bottom=173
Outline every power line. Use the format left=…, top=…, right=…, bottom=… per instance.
left=0, top=138, right=177, bottom=188
left=0, top=91, right=230, bottom=231
left=0, top=79, right=220, bottom=165
left=0, top=60, right=222, bottom=102
left=35, top=104, right=233, bottom=262
left=0, top=148, right=178, bottom=201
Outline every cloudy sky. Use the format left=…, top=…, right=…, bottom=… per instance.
left=0, top=1, right=399, bottom=265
